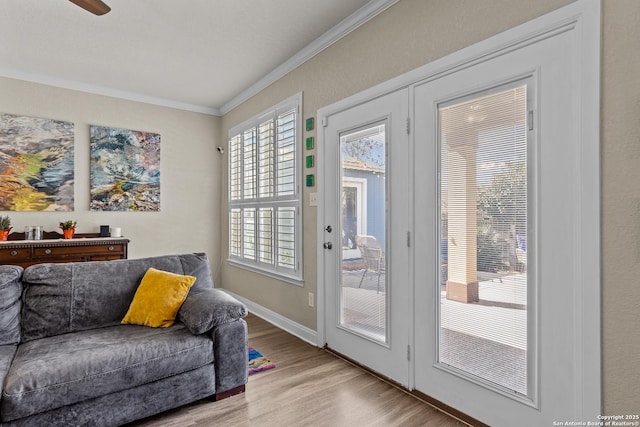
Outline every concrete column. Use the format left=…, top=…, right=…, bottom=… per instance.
left=445, top=132, right=478, bottom=303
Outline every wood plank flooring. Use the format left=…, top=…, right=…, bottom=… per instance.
left=130, top=314, right=468, bottom=427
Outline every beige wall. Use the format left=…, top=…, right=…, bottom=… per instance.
left=602, top=0, right=640, bottom=416
left=0, top=77, right=223, bottom=270
left=220, top=0, right=640, bottom=415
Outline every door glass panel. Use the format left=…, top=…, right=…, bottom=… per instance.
left=438, top=84, right=528, bottom=395
left=340, top=123, right=386, bottom=343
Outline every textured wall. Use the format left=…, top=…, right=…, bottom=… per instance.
left=0, top=77, right=222, bottom=268
left=601, top=0, right=640, bottom=415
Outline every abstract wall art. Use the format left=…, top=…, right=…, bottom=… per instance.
left=0, top=113, right=75, bottom=211
left=90, top=126, right=160, bottom=211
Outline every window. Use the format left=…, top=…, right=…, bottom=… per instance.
left=438, top=82, right=529, bottom=396
left=228, top=94, right=302, bottom=283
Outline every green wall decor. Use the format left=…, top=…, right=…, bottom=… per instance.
left=306, top=174, right=314, bottom=187
left=305, top=117, right=314, bottom=131
left=306, top=155, right=314, bottom=168
left=305, top=136, right=314, bottom=150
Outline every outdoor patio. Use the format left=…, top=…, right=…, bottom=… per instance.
left=339, top=265, right=528, bottom=394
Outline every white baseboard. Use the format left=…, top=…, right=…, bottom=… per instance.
left=222, top=290, right=319, bottom=347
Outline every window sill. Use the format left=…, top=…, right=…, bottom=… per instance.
left=227, top=259, right=304, bottom=287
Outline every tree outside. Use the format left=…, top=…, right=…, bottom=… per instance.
left=476, top=161, right=526, bottom=273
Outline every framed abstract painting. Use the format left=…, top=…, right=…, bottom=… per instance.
left=90, top=125, right=160, bottom=211
left=0, top=113, right=74, bottom=211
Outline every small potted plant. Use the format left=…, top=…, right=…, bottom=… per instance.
left=0, top=215, right=12, bottom=241
left=59, top=220, right=77, bottom=239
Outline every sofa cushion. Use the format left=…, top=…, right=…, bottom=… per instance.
left=0, top=266, right=23, bottom=345
left=122, top=268, right=196, bottom=328
left=179, top=289, right=248, bottom=335
left=0, top=323, right=213, bottom=422
left=21, top=253, right=214, bottom=342
left=7, top=365, right=216, bottom=427
left=0, top=344, right=17, bottom=409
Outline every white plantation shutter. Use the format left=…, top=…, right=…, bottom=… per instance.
left=229, top=135, right=242, bottom=201
left=258, top=121, right=275, bottom=198
left=277, top=207, right=296, bottom=270
left=242, top=208, right=256, bottom=260
left=258, top=208, right=274, bottom=264
left=229, top=208, right=242, bottom=257
left=228, top=94, right=302, bottom=282
left=243, top=129, right=257, bottom=200
left=277, top=109, right=296, bottom=196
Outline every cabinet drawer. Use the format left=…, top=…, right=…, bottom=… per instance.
left=0, top=248, right=31, bottom=262
left=33, top=244, right=125, bottom=258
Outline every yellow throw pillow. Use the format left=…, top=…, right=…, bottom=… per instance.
left=121, top=268, right=197, bottom=328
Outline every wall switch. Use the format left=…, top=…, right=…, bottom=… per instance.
left=309, top=192, right=318, bottom=206
left=308, top=292, right=315, bottom=307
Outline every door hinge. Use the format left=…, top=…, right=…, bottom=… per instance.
left=406, top=117, right=411, bottom=135
left=528, top=110, right=534, bottom=131
left=407, top=345, right=411, bottom=361
left=322, top=117, right=328, bottom=127
left=407, top=231, right=411, bottom=247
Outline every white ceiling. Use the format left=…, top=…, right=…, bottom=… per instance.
left=0, top=0, right=396, bottom=116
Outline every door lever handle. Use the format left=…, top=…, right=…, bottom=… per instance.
left=323, top=242, right=333, bottom=250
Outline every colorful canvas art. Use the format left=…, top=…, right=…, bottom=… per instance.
left=0, top=113, right=74, bottom=211
left=90, top=126, right=160, bottom=211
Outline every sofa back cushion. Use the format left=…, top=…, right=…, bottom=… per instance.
left=20, top=253, right=214, bottom=342
left=0, top=266, right=23, bottom=345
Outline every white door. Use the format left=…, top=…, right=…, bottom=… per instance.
left=412, top=16, right=598, bottom=425
left=320, top=89, right=410, bottom=386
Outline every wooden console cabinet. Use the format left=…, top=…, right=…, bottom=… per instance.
left=0, top=232, right=129, bottom=268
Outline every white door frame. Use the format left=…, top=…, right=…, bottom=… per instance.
left=318, top=0, right=599, bottom=420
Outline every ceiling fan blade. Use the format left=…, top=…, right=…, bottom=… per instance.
left=68, top=0, right=111, bottom=16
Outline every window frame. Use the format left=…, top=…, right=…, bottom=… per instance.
left=227, top=93, right=303, bottom=285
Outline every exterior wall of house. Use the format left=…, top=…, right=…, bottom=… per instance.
left=220, top=0, right=640, bottom=415
left=0, top=76, right=222, bottom=266
left=343, top=168, right=385, bottom=248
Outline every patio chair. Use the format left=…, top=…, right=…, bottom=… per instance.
left=355, top=235, right=385, bottom=293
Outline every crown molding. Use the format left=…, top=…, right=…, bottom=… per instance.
left=219, top=0, right=399, bottom=116
left=0, top=67, right=221, bottom=116
left=1, top=0, right=398, bottom=117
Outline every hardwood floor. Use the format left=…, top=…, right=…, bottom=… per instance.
left=131, top=314, right=468, bottom=427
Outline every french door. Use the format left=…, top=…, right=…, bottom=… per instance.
left=321, top=89, right=410, bottom=386
left=412, top=15, right=595, bottom=425
left=319, top=3, right=599, bottom=425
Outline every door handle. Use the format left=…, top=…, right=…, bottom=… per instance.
left=325, top=225, right=332, bottom=233
left=323, top=242, right=333, bottom=250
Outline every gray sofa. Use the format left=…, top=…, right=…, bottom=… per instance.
left=0, top=253, right=248, bottom=427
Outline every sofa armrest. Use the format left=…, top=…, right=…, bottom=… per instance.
left=0, top=265, right=23, bottom=346
left=213, top=318, right=248, bottom=394
left=178, top=289, right=247, bottom=335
